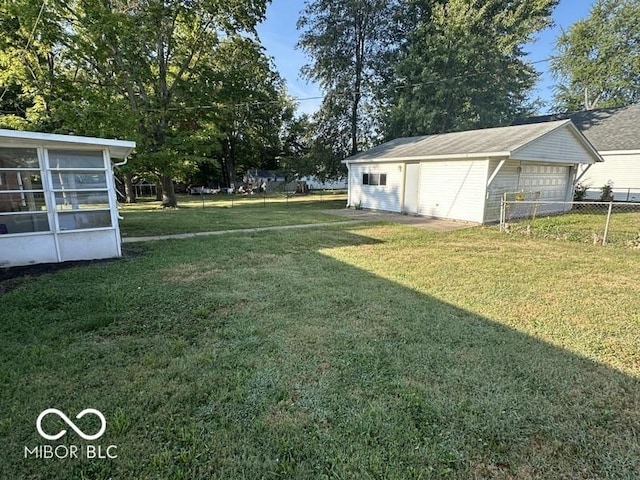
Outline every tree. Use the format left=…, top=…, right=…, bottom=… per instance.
left=551, top=0, right=640, bottom=111
left=0, top=0, right=280, bottom=207
left=277, top=113, right=347, bottom=183
left=298, top=0, right=398, bottom=157
left=205, top=37, right=290, bottom=188
left=384, top=0, right=558, bottom=138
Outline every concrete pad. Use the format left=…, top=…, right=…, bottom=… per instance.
left=324, top=209, right=477, bottom=232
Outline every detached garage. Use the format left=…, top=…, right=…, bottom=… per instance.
left=0, top=129, right=135, bottom=267
left=343, top=120, right=602, bottom=223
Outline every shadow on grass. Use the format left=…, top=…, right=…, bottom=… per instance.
left=0, top=225, right=638, bottom=479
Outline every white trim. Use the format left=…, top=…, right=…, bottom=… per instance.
left=56, top=226, right=116, bottom=234
left=345, top=152, right=510, bottom=164
left=598, top=150, right=640, bottom=155
left=509, top=156, right=584, bottom=166
left=574, top=164, right=593, bottom=185
left=486, top=159, right=506, bottom=187
left=0, top=129, right=135, bottom=158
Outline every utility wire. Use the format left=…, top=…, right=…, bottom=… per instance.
left=145, top=56, right=557, bottom=112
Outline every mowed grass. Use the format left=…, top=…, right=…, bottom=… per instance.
left=507, top=206, right=640, bottom=246
left=1, top=216, right=639, bottom=478
left=119, top=193, right=348, bottom=237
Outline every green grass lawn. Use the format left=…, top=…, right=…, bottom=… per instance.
left=119, top=193, right=349, bottom=237
left=1, top=212, right=639, bottom=478
left=506, top=205, right=640, bottom=247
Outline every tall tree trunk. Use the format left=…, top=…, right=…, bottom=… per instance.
left=351, top=14, right=365, bottom=156
left=124, top=172, right=136, bottom=203
left=160, top=175, right=177, bottom=207
left=220, top=137, right=236, bottom=188
left=155, top=178, right=163, bottom=201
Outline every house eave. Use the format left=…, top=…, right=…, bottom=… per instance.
left=598, top=150, right=640, bottom=156
left=0, top=128, right=136, bottom=158
left=343, top=152, right=511, bottom=164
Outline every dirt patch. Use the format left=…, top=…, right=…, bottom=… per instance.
left=0, top=244, right=149, bottom=295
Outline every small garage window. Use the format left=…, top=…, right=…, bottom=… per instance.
left=363, top=173, right=387, bottom=186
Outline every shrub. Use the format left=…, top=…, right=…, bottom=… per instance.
left=600, top=181, right=614, bottom=202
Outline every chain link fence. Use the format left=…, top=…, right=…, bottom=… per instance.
left=500, top=193, right=640, bottom=248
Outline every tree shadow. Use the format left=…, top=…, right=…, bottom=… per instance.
left=1, top=225, right=639, bottom=479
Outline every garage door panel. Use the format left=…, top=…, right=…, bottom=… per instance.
left=520, top=163, right=571, bottom=214
left=521, top=165, right=569, bottom=199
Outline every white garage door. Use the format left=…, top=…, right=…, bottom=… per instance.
left=519, top=164, right=571, bottom=214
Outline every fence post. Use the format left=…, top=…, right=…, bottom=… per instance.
left=602, top=200, right=613, bottom=245
left=500, top=194, right=505, bottom=232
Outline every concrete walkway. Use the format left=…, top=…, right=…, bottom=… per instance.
left=324, top=209, right=476, bottom=232
left=122, top=209, right=475, bottom=244
left=122, top=220, right=364, bottom=244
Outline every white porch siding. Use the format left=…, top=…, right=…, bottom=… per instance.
left=348, top=162, right=403, bottom=212
left=418, top=160, right=488, bottom=223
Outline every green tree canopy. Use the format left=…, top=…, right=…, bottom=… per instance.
left=551, top=0, right=640, bottom=111
left=384, top=0, right=558, bottom=138
left=298, top=0, right=399, bottom=157
left=0, top=0, right=288, bottom=205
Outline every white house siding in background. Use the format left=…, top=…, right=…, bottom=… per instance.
left=418, top=160, right=488, bottom=222
left=579, top=152, right=640, bottom=201
left=348, top=162, right=403, bottom=212
left=513, top=104, right=640, bottom=202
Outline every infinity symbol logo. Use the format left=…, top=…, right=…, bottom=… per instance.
left=36, top=409, right=107, bottom=441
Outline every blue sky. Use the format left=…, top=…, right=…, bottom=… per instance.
left=256, top=0, right=597, bottom=116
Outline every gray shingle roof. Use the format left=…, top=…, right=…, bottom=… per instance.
left=513, top=103, right=640, bottom=151
left=345, top=120, right=573, bottom=162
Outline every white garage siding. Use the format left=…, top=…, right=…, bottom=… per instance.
left=514, top=126, right=597, bottom=164
left=418, top=160, right=488, bottom=223
left=348, top=162, right=403, bottom=212
left=485, top=160, right=573, bottom=222
left=485, top=160, right=521, bottom=222
left=343, top=121, right=600, bottom=224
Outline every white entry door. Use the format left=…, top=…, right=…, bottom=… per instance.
left=404, top=163, right=421, bottom=214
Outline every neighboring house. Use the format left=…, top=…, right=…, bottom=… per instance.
left=243, top=169, right=285, bottom=186
left=0, top=129, right=135, bottom=267
left=297, top=175, right=347, bottom=190
left=343, top=120, right=602, bottom=224
left=514, top=103, right=640, bottom=200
